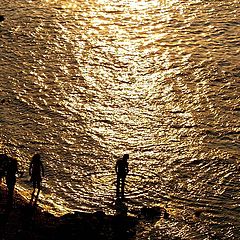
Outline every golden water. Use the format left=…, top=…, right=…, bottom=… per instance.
left=0, top=0, right=239, bottom=238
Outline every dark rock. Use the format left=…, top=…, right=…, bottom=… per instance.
left=163, top=209, right=169, bottom=219
left=0, top=16, right=4, bottom=22
left=194, top=209, right=203, bottom=218
left=1, top=187, right=138, bottom=240
left=93, top=210, right=106, bottom=220
left=139, top=206, right=162, bottom=220
left=112, top=214, right=138, bottom=240
left=56, top=210, right=138, bottom=240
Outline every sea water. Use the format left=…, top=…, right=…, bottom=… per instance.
left=0, top=0, right=239, bottom=239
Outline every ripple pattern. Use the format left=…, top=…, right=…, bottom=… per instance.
left=0, top=0, right=239, bottom=239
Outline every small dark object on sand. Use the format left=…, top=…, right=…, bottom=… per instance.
left=0, top=16, right=4, bottom=22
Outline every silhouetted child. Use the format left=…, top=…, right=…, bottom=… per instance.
left=6, top=157, right=18, bottom=204
left=29, top=154, right=44, bottom=204
left=115, top=154, right=129, bottom=200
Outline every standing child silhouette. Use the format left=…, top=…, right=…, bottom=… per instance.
left=29, top=153, right=44, bottom=205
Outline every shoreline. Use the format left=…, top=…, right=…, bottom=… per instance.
left=13, top=184, right=71, bottom=218
left=0, top=185, right=139, bottom=240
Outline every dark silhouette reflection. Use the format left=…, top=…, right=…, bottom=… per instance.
left=0, top=154, right=8, bottom=201
left=114, top=197, right=128, bottom=216
left=115, top=154, right=129, bottom=200
left=0, top=154, right=8, bottom=185
left=30, top=187, right=41, bottom=206
left=6, top=157, right=18, bottom=206
left=0, top=15, right=4, bottom=22
left=29, top=154, right=44, bottom=205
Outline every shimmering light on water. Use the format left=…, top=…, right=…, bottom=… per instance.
left=0, top=0, right=239, bottom=239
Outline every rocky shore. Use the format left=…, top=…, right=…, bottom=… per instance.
left=0, top=183, right=169, bottom=240
left=0, top=186, right=140, bottom=240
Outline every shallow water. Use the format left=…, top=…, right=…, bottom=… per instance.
left=0, top=0, right=239, bottom=239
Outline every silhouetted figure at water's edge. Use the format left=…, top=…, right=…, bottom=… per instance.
left=115, top=154, right=129, bottom=201
left=6, top=157, right=18, bottom=205
left=29, top=153, right=44, bottom=205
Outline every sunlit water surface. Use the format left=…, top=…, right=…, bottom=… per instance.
left=0, top=0, right=239, bottom=239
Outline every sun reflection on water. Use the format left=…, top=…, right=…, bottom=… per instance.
left=1, top=0, right=239, bottom=238
left=43, top=0, right=178, bottom=8
left=39, top=0, right=198, bottom=157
